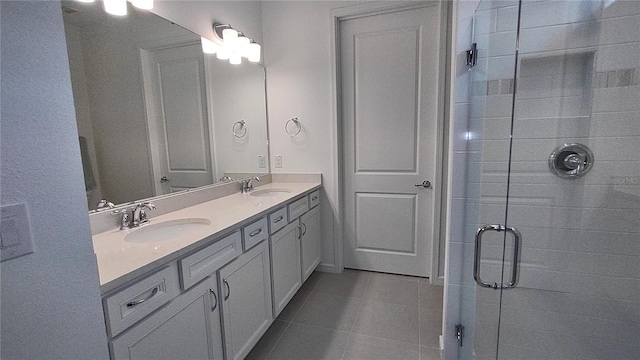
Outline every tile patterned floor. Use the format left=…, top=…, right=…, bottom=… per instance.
left=246, top=269, right=444, bottom=360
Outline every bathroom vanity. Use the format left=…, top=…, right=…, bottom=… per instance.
left=92, top=179, right=321, bottom=360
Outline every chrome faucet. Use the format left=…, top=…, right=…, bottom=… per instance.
left=119, top=201, right=156, bottom=230
left=240, top=176, right=261, bottom=193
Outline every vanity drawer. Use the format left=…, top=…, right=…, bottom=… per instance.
left=103, top=264, right=181, bottom=338
left=288, top=196, right=309, bottom=221
left=243, top=217, right=268, bottom=251
left=268, top=207, right=288, bottom=234
left=309, top=190, right=320, bottom=209
left=178, top=231, right=242, bottom=290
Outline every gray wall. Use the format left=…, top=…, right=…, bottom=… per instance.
left=0, top=2, right=109, bottom=358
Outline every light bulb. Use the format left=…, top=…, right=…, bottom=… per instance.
left=235, top=36, right=250, bottom=56
left=222, top=28, right=238, bottom=44
left=201, top=37, right=219, bottom=54
left=104, top=0, right=127, bottom=16
left=132, top=0, right=153, bottom=10
left=229, top=53, right=242, bottom=65
left=216, top=48, right=230, bottom=60
left=247, top=43, right=261, bottom=63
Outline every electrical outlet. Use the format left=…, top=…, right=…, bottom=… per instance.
left=275, top=155, right=283, bottom=168
left=258, top=155, right=266, bottom=168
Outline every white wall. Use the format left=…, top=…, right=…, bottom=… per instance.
left=262, top=1, right=360, bottom=271
left=0, top=2, right=109, bottom=358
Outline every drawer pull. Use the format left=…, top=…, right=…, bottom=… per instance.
left=273, top=216, right=284, bottom=223
left=249, top=228, right=263, bottom=237
left=126, top=287, right=158, bottom=307
left=223, top=279, right=230, bottom=300
left=312, top=196, right=318, bottom=201
left=210, top=289, right=217, bottom=312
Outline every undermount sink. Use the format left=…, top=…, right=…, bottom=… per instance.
left=250, top=188, right=292, bottom=197
left=124, top=218, right=211, bottom=243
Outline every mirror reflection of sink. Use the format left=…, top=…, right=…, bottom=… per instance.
left=250, top=189, right=292, bottom=197
left=124, top=218, right=211, bottom=243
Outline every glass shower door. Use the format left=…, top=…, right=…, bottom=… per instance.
left=495, top=1, right=640, bottom=358
left=460, top=0, right=639, bottom=359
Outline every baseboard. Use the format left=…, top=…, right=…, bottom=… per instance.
left=316, top=263, right=340, bottom=273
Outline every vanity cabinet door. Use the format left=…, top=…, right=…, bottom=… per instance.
left=218, top=240, right=273, bottom=360
left=110, top=276, right=223, bottom=360
left=270, top=221, right=302, bottom=317
left=300, top=206, right=321, bottom=282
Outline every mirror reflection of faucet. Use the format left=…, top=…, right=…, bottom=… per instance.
left=96, top=199, right=115, bottom=211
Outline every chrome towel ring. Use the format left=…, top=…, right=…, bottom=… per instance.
left=232, top=120, right=247, bottom=138
left=285, top=117, right=301, bottom=136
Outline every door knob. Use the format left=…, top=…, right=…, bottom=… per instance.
left=160, top=176, right=170, bottom=183
left=415, top=180, right=431, bottom=188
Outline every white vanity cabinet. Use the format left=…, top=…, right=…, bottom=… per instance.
left=109, top=276, right=224, bottom=360
left=269, top=221, right=302, bottom=316
left=98, top=184, right=322, bottom=360
left=218, top=240, right=273, bottom=360
left=300, top=206, right=321, bottom=282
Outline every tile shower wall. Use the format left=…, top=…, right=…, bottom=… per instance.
left=456, top=0, right=640, bottom=359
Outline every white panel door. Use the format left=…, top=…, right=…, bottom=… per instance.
left=341, top=5, right=442, bottom=277
left=144, top=43, right=213, bottom=194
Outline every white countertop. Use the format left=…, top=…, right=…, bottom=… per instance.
left=92, top=182, right=321, bottom=293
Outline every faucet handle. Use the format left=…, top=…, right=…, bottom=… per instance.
left=142, top=201, right=156, bottom=210
left=138, top=202, right=155, bottom=224
left=120, top=211, right=131, bottom=230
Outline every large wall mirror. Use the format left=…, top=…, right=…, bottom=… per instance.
left=62, top=1, right=269, bottom=211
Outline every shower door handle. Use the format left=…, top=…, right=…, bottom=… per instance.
left=503, top=225, right=522, bottom=289
left=474, top=224, right=522, bottom=290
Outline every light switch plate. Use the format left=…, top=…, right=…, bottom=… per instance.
left=275, top=155, right=283, bottom=168
left=1, top=203, right=35, bottom=262
left=258, top=155, right=266, bottom=169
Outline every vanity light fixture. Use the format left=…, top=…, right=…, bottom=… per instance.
left=201, top=37, right=220, bottom=55
left=76, top=0, right=154, bottom=16
left=201, top=23, right=261, bottom=65
left=103, top=0, right=127, bottom=16
left=131, top=0, right=154, bottom=10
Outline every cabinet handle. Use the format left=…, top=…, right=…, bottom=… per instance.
left=249, top=228, right=263, bottom=237
left=311, top=196, right=318, bottom=201
left=297, top=225, right=302, bottom=239
left=210, top=289, right=218, bottom=312
left=273, top=215, right=284, bottom=223
left=126, top=287, right=158, bottom=307
left=302, top=222, right=307, bottom=236
left=223, top=279, right=230, bottom=300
